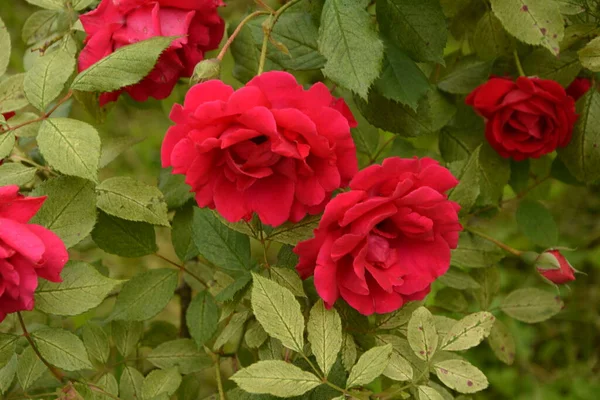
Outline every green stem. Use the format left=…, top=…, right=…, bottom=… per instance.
left=465, top=227, right=523, bottom=257
left=215, top=355, right=227, bottom=400
left=513, top=49, right=526, bottom=77
left=217, top=11, right=270, bottom=61
left=154, top=253, right=210, bottom=288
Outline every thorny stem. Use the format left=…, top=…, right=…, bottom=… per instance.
left=513, top=49, right=526, bottom=77
left=154, top=253, right=210, bottom=288
left=17, top=312, right=65, bottom=383
left=465, top=227, right=523, bottom=257
left=216, top=11, right=270, bottom=62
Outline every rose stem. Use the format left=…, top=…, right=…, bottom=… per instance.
left=513, top=49, right=526, bottom=77
left=465, top=227, right=523, bottom=257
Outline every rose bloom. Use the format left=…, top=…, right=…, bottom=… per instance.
left=536, top=250, right=576, bottom=284
left=294, top=157, right=462, bottom=315
left=161, top=71, right=359, bottom=227
left=0, top=185, right=68, bottom=321
left=79, top=0, right=225, bottom=106
left=566, top=77, right=592, bottom=101
left=466, top=77, right=578, bottom=161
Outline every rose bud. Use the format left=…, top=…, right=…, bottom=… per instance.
left=566, top=77, right=592, bottom=101
left=523, top=249, right=576, bottom=284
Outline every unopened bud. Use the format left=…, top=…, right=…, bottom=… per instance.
left=523, top=250, right=576, bottom=285
left=191, top=59, right=221, bottom=85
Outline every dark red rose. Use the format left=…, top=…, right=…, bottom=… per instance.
left=79, top=0, right=225, bottom=106
left=0, top=185, right=68, bottom=321
left=294, top=157, right=462, bottom=315
left=566, top=77, right=592, bottom=101
left=2, top=112, right=15, bottom=121
left=161, top=71, right=359, bottom=227
left=536, top=250, right=576, bottom=284
left=466, top=77, right=578, bottom=161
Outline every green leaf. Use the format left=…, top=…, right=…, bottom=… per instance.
left=71, top=36, right=175, bottom=92
left=559, top=89, right=600, bottom=183
left=375, top=335, right=428, bottom=380
left=438, top=58, right=493, bottom=95
left=172, top=205, right=199, bottom=262
left=215, top=273, right=252, bottom=303
left=25, top=0, right=63, bottom=9
left=81, top=323, right=110, bottom=365
left=473, top=11, right=513, bottom=60
left=158, top=168, right=193, bottom=209
left=213, top=311, right=250, bottom=351
left=251, top=273, right=305, bottom=353
left=490, top=0, right=563, bottom=55
left=24, top=49, right=75, bottom=111
left=258, top=338, right=284, bottom=361
left=307, top=300, right=342, bottom=377
left=346, top=344, right=393, bottom=388
left=0, top=16, right=10, bottom=77
left=477, top=143, right=510, bottom=205
left=22, top=10, right=60, bottom=45
left=523, top=49, right=581, bottom=86
left=451, top=232, right=505, bottom=268
left=377, top=0, right=447, bottom=63
left=120, top=367, right=144, bottom=400
left=487, top=319, right=516, bottom=365
left=245, top=320, right=268, bottom=349
left=231, top=360, right=322, bottom=397
left=269, top=267, right=306, bottom=298
left=72, top=0, right=97, bottom=10
left=447, top=146, right=481, bottom=215
left=112, top=321, right=143, bottom=358
left=341, top=333, right=357, bottom=372
left=0, top=334, right=17, bottom=369
left=0, top=163, right=36, bottom=187
left=93, top=373, right=119, bottom=400
left=35, top=261, right=121, bottom=316
left=96, top=177, right=169, bottom=226
left=375, top=40, right=430, bottom=110
left=318, top=0, right=384, bottom=98
left=99, top=135, right=144, bottom=168
left=92, top=211, right=158, bottom=257
left=0, top=131, right=15, bottom=159
left=17, top=347, right=46, bottom=390
left=147, top=339, right=211, bottom=374
left=38, top=118, right=100, bottom=182
left=0, top=74, right=29, bottom=113
left=377, top=301, right=424, bottom=330
left=383, top=352, right=413, bottom=382
left=187, top=290, right=219, bottom=348
left=578, top=36, right=600, bottom=71
left=435, top=288, right=468, bottom=313
left=110, top=269, right=178, bottom=321
left=516, top=200, right=558, bottom=247
left=418, top=385, right=445, bottom=400
left=408, top=307, right=438, bottom=362
left=30, top=176, right=96, bottom=248
left=32, top=328, right=92, bottom=371
left=441, top=312, right=495, bottom=351
left=500, top=288, right=563, bottom=323
left=0, top=355, right=17, bottom=395
left=192, top=207, right=251, bottom=271
left=470, top=267, right=501, bottom=310
left=434, top=359, right=488, bottom=394
left=266, top=214, right=321, bottom=246
left=141, top=367, right=182, bottom=400
left=438, top=269, right=481, bottom=290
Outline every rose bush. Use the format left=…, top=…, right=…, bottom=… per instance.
left=466, top=77, right=578, bottom=161
left=294, top=157, right=462, bottom=315
left=79, top=0, right=225, bottom=105
left=161, top=71, right=358, bottom=227
left=0, top=186, right=68, bottom=322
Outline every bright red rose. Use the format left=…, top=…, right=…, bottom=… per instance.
left=79, top=0, right=225, bottom=106
left=466, top=77, right=578, bottom=161
left=294, top=157, right=462, bottom=315
left=536, top=250, right=576, bottom=284
left=0, top=185, right=68, bottom=321
left=161, top=71, right=359, bottom=227
left=566, top=77, right=592, bottom=101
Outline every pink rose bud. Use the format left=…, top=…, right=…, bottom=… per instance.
left=525, top=250, right=576, bottom=284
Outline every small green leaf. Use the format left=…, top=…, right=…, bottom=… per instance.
left=341, top=333, right=357, bottom=372
left=346, top=344, right=393, bottom=388
left=35, top=261, right=121, bottom=316
left=96, top=177, right=169, bottom=226
left=72, top=0, right=97, bottom=10
left=269, top=267, right=306, bottom=298
left=377, top=301, right=424, bottom=330
left=30, top=176, right=97, bottom=248
left=318, top=0, right=384, bottom=98
left=408, top=307, right=438, bottom=362
left=307, top=300, right=342, bottom=377
left=71, top=36, right=175, bottom=93
left=38, top=118, right=101, bottom=182
left=0, top=355, right=17, bottom=395
left=435, top=288, right=468, bottom=313
left=447, top=146, right=482, bottom=215
left=487, top=319, right=516, bottom=365
left=147, top=339, right=211, bottom=374
left=266, top=214, right=320, bottom=246
left=93, top=373, right=119, bottom=400
left=523, top=49, right=581, bottom=86
left=245, top=320, right=268, bottom=349
left=516, top=200, right=558, bottom=247
left=17, top=347, right=46, bottom=390
left=471, top=267, right=501, bottom=310
left=158, top=168, right=193, bottom=210
left=141, top=367, right=182, bottom=400
left=32, top=328, right=93, bottom=371
left=0, top=334, right=18, bottom=369
left=187, top=290, right=219, bottom=348
left=0, top=131, right=15, bottom=159
left=0, top=163, right=36, bottom=187
left=0, top=74, right=29, bottom=113
left=0, top=16, right=10, bottom=77
left=451, top=232, right=505, bottom=269
left=500, top=288, right=563, bottom=323
left=24, top=49, right=75, bottom=111
left=251, top=273, right=305, bottom=352
left=478, top=143, right=510, bottom=205
left=231, top=360, right=322, bottom=397
left=92, top=211, right=158, bottom=257
left=438, top=269, right=480, bottom=290
left=81, top=323, right=110, bottom=365
left=120, top=367, right=144, bottom=400
left=112, top=321, right=143, bottom=358
left=22, top=10, right=59, bottom=45
left=258, top=338, right=284, bottom=361
left=99, top=135, right=144, bottom=168
left=25, top=0, right=63, bottom=10
left=438, top=58, right=493, bottom=95
left=434, top=359, right=488, bottom=393
left=172, top=205, right=199, bottom=262
left=418, top=385, right=445, bottom=400
left=213, top=311, right=250, bottom=351
left=441, top=312, right=495, bottom=351
left=110, top=269, right=178, bottom=321
left=490, top=0, right=563, bottom=55
left=473, top=11, right=513, bottom=60
left=383, top=352, right=413, bottom=382
left=579, top=36, right=600, bottom=71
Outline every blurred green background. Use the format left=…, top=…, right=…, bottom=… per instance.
left=1, top=1, right=600, bottom=399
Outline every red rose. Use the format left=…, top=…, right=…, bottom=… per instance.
left=2, top=112, right=15, bottom=121
left=293, top=157, right=462, bottom=315
left=0, top=185, right=68, bottom=321
left=161, top=71, right=359, bottom=227
left=466, top=77, right=578, bottom=161
left=536, top=250, right=576, bottom=284
left=79, top=0, right=225, bottom=106
left=566, top=77, right=592, bottom=101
